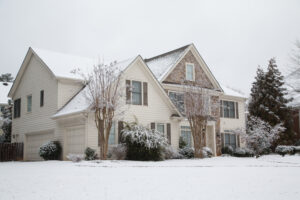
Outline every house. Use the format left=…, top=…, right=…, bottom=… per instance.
left=0, top=81, right=12, bottom=135
left=9, top=44, right=247, bottom=160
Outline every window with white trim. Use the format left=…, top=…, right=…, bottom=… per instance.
left=220, top=100, right=238, bottom=119
left=27, top=95, right=32, bottom=112
left=181, top=126, right=192, bottom=147
left=186, top=63, right=194, bottom=81
left=156, top=123, right=165, bottom=134
left=224, top=133, right=237, bottom=149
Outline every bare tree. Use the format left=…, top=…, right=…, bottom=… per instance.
left=183, top=85, right=218, bottom=158
left=287, top=40, right=300, bottom=93
left=79, top=62, right=123, bottom=159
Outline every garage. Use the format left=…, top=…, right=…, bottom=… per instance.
left=65, top=126, right=85, bottom=157
left=25, top=132, right=54, bottom=161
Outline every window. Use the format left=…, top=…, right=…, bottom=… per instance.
left=186, top=63, right=194, bottom=81
left=0, top=106, right=4, bottom=113
left=126, top=80, right=148, bottom=106
left=224, top=133, right=237, bottom=149
left=132, top=81, right=142, bottom=105
left=40, top=90, right=44, bottom=107
left=169, top=91, right=185, bottom=113
left=27, top=95, right=32, bottom=112
left=156, top=123, right=165, bottom=134
left=108, top=122, right=115, bottom=145
left=181, top=126, right=192, bottom=147
left=14, top=98, right=21, bottom=118
left=220, top=100, right=237, bottom=118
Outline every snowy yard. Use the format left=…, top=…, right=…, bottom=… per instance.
left=1, top=155, right=300, bottom=200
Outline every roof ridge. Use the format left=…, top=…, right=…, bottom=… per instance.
left=144, top=44, right=191, bottom=62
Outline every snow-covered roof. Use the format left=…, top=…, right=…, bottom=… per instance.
left=145, top=45, right=190, bottom=81
left=221, top=84, right=247, bottom=98
left=0, top=82, right=12, bottom=105
left=32, top=47, right=97, bottom=80
left=53, top=57, right=137, bottom=118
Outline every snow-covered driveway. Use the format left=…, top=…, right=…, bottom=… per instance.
left=1, top=155, right=299, bottom=200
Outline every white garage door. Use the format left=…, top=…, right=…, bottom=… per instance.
left=65, top=126, right=85, bottom=156
left=26, top=132, right=54, bottom=161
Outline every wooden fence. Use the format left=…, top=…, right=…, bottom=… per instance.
left=0, top=143, right=23, bottom=161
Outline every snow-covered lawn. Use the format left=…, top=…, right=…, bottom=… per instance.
left=1, top=155, right=300, bottom=200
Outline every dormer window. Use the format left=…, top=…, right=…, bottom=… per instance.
left=186, top=63, right=194, bottom=81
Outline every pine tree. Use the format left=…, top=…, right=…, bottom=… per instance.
left=248, top=58, right=296, bottom=145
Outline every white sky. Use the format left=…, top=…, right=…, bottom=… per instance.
left=1, top=0, right=300, bottom=96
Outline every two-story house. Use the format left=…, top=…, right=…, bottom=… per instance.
left=9, top=44, right=246, bottom=160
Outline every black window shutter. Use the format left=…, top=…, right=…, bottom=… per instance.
left=235, top=102, right=239, bottom=119
left=118, top=121, right=124, bottom=143
left=220, top=100, right=223, bottom=117
left=40, top=90, right=44, bottom=107
left=167, top=123, right=171, bottom=144
left=150, top=122, right=155, bottom=130
left=126, top=80, right=131, bottom=104
left=237, top=134, right=240, bottom=147
left=143, top=82, right=148, bottom=106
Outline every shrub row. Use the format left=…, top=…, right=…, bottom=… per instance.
left=275, top=145, right=300, bottom=156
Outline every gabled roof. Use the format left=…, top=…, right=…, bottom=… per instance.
left=220, top=84, right=247, bottom=99
left=0, top=82, right=12, bottom=105
left=31, top=47, right=96, bottom=80
left=9, top=47, right=96, bottom=97
left=145, top=44, right=190, bottom=81
left=52, top=57, right=137, bottom=118
left=145, top=44, right=223, bottom=92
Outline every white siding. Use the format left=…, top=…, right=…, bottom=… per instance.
left=57, top=80, right=83, bottom=110
left=11, top=55, right=58, bottom=143
left=85, top=59, right=180, bottom=152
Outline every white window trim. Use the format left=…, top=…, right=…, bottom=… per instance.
left=128, top=79, right=146, bottom=106
left=26, top=94, right=32, bottom=113
left=220, top=100, right=236, bottom=119
left=185, top=63, right=195, bottom=81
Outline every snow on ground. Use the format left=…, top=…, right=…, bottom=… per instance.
left=0, top=155, right=300, bottom=200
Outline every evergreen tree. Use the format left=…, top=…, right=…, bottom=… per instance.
left=0, top=73, right=13, bottom=82
left=1, top=106, right=12, bottom=143
left=248, top=58, right=296, bottom=145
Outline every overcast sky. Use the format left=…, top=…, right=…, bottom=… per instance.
left=1, top=0, right=300, bottom=95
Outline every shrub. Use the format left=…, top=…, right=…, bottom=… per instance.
left=294, top=146, right=300, bottom=154
left=39, top=141, right=62, bottom=160
left=122, top=124, right=168, bottom=161
left=233, top=147, right=254, bottom=157
left=179, top=147, right=194, bottom=158
left=67, top=154, right=84, bottom=162
left=84, top=147, right=97, bottom=160
left=162, top=146, right=183, bottom=160
left=275, top=145, right=295, bottom=156
left=295, top=139, right=300, bottom=146
left=179, top=136, right=187, bottom=149
left=202, top=147, right=213, bottom=158
left=107, top=144, right=127, bottom=160
left=221, top=146, right=234, bottom=155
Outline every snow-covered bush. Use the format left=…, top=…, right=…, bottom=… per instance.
left=179, top=136, right=187, bottom=149
left=179, top=147, right=194, bottom=159
left=275, top=145, right=295, bottom=156
left=107, top=144, right=127, bottom=160
left=295, top=139, right=300, bottom=146
left=233, top=147, right=254, bottom=157
left=221, top=146, right=234, bottom=155
left=246, top=116, right=285, bottom=156
left=295, top=146, right=300, bottom=154
left=84, top=147, right=97, bottom=160
left=39, top=141, right=62, bottom=160
left=202, top=147, right=213, bottom=158
left=67, top=154, right=85, bottom=162
left=122, top=124, right=168, bottom=161
left=162, top=146, right=183, bottom=159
